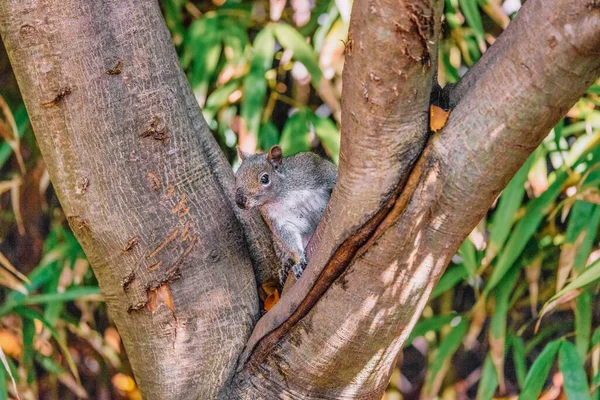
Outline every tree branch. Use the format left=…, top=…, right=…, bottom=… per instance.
left=233, top=0, right=599, bottom=398
left=234, top=0, right=444, bottom=396
left=0, top=1, right=273, bottom=398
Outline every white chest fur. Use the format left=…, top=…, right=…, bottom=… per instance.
left=264, top=189, right=328, bottom=245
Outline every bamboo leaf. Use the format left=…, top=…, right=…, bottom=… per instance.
left=258, top=122, right=279, bottom=151
left=559, top=341, right=591, bottom=400
left=476, top=354, right=498, bottom=400
left=431, top=264, right=469, bottom=299
left=518, top=340, right=561, bottom=400
left=575, top=292, right=592, bottom=362
left=509, top=335, right=527, bottom=388
left=546, top=258, right=600, bottom=306
left=280, top=110, right=311, bottom=155
left=458, top=238, right=478, bottom=277
left=458, top=0, right=485, bottom=46
left=426, top=318, right=468, bottom=391
left=241, top=28, right=275, bottom=137
left=407, top=315, right=456, bottom=345
left=485, top=153, right=534, bottom=264
left=485, top=171, right=566, bottom=296
left=489, top=267, right=520, bottom=393
left=15, top=308, right=80, bottom=385
left=0, top=346, right=17, bottom=400
left=271, top=22, right=322, bottom=87
left=311, top=115, right=340, bottom=164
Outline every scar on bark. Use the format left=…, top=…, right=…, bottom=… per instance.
left=147, top=228, right=179, bottom=259
left=140, top=115, right=169, bottom=143
left=165, top=236, right=197, bottom=276
left=147, top=283, right=175, bottom=313
left=123, top=236, right=140, bottom=252
left=106, top=60, right=123, bottom=75
left=76, top=177, right=89, bottom=195
left=179, top=221, right=192, bottom=242
left=394, top=3, right=434, bottom=68
left=147, top=172, right=161, bottom=191
left=171, top=193, right=190, bottom=217
left=121, top=270, right=136, bottom=291
left=147, top=283, right=178, bottom=348
left=127, top=301, right=147, bottom=314
left=147, top=261, right=162, bottom=271
left=40, top=87, right=71, bottom=108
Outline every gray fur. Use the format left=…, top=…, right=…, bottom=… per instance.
left=235, top=147, right=337, bottom=283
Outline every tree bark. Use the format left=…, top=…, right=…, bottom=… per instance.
left=0, top=1, right=276, bottom=398
left=1, top=0, right=598, bottom=399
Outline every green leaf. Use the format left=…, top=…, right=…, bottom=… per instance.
left=22, top=316, right=35, bottom=384
left=575, top=291, right=592, bottom=362
left=559, top=341, right=591, bottom=400
left=431, top=264, right=469, bottom=299
left=311, top=115, right=340, bottom=164
left=572, top=204, right=600, bottom=273
left=271, top=22, right=322, bottom=87
left=489, top=267, right=520, bottom=387
left=509, top=335, right=527, bottom=388
left=458, top=238, right=478, bottom=277
left=485, top=153, right=534, bottom=263
left=187, top=17, right=222, bottom=105
left=407, top=315, right=456, bottom=345
left=518, top=340, right=560, bottom=400
left=426, top=317, right=468, bottom=388
left=15, top=307, right=80, bottom=385
left=0, top=347, right=14, bottom=400
left=258, top=122, right=279, bottom=151
left=280, top=110, right=311, bottom=155
left=458, top=0, right=485, bottom=45
left=592, top=326, right=600, bottom=348
left=484, top=170, right=566, bottom=296
left=241, top=28, right=275, bottom=137
left=203, top=79, right=241, bottom=123
left=476, top=354, right=498, bottom=400
left=547, top=257, right=600, bottom=305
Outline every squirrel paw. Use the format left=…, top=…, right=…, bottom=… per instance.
left=278, top=267, right=289, bottom=286
left=292, top=260, right=307, bottom=279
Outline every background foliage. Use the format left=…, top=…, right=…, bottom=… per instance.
left=0, top=0, right=599, bottom=398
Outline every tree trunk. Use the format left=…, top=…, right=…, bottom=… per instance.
left=0, top=0, right=598, bottom=399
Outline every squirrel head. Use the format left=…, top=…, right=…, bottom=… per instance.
left=234, top=145, right=283, bottom=210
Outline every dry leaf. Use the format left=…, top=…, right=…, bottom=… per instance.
left=0, top=329, right=21, bottom=359
left=535, top=289, right=581, bottom=333
left=264, top=289, right=280, bottom=311
left=526, top=257, right=542, bottom=316
left=429, top=105, right=451, bottom=132
left=259, top=278, right=279, bottom=302
left=0, top=95, right=25, bottom=175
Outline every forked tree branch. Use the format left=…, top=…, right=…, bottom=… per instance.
left=233, top=0, right=600, bottom=398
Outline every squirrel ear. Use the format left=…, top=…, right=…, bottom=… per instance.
left=267, top=145, right=283, bottom=169
left=236, top=146, right=251, bottom=162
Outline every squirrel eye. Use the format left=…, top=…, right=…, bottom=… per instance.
left=260, top=173, right=270, bottom=185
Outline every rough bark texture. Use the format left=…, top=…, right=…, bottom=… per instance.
left=0, top=0, right=277, bottom=398
left=1, top=0, right=599, bottom=398
left=232, top=0, right=600, bottom=398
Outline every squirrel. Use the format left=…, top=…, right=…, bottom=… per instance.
left=234, top=145, right=337, bottom=284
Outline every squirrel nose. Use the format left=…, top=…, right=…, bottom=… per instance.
left=235, top=189, right=247, bottom=209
